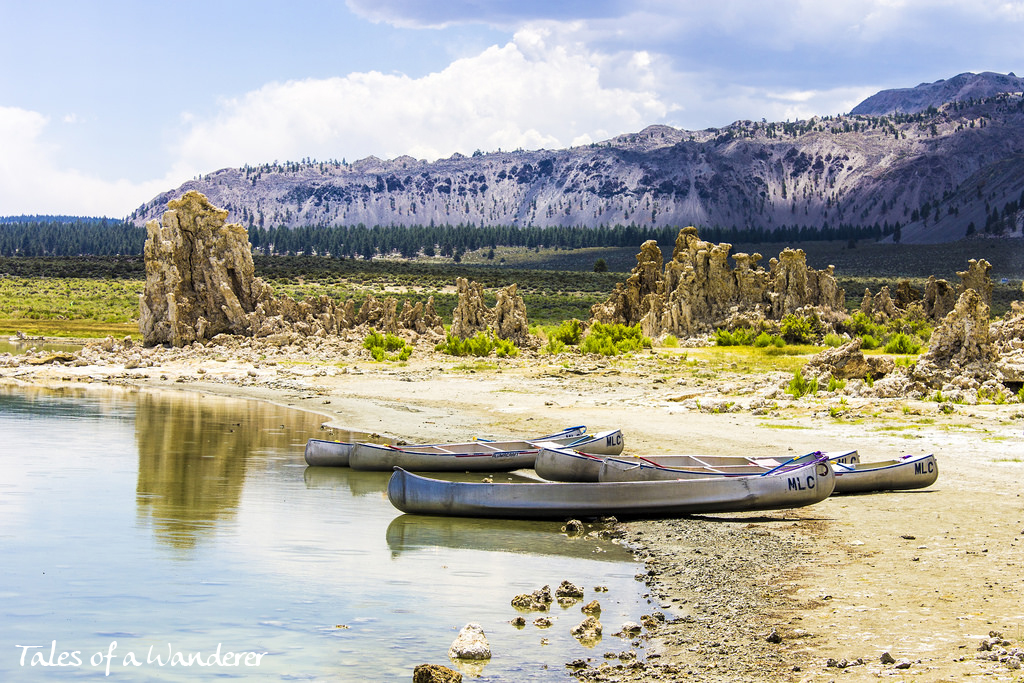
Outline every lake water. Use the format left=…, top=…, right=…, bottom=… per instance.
left=0, top=339, right=83, bottom=355
left=0, top=385, right=648, bottom=681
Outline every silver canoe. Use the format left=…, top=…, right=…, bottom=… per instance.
left=304, top=425, right=590, bottom=467
left=349, top=429, right=624, bottom=472
left=832, top=453, right=938, bottom=493
left=598, top=451, right=827, bottom=482
left=304, top=439, right=355, bottom=467
left=535, top=447, right=858, bottom=483
left=386, top=456, right=835, bottom=519
left=597, top=450, right=936, bottom=495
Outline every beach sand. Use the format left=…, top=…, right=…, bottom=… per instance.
left=3, top=336, right=1023, bottom=680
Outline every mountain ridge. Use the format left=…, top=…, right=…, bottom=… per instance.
left=131, top=72, right=1024, bottom=245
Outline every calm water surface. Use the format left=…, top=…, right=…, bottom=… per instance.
left=0, top=386, right=648, bottom=681
left=0, top=339, right=83, bottom=355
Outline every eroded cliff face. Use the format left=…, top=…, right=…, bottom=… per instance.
left=591, top=227, right=846, bottom=337
left=139, top=192, right=444, bottom=346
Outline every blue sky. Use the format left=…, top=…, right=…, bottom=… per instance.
left=1, top=0, right=1021, bottom=217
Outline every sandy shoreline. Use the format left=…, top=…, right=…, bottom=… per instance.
left=3, top=335, right=1023, bottom=681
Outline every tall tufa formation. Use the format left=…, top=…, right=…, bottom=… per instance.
left=450, top=278, right=532, bottom=345
left=911, top=288, right=999, bottom=388
left=139, top=191, right=443, bottom=346
left=860, top=260, right=991, bottom=323
left=591, top=227, right=846, bottom=337
left=139, top=191, right=273, bottom=346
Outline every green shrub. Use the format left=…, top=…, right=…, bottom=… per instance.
left=827, top=376, right=847, bottom=392
left=543, top=337, right=566, bottom=355
left=550, top=318, right=584, bottom=346
left=753, top=331, right=785, bottom=348
left=661, top=334, right=679, bottom=348
left=780, top=314, right=817, bottom=344
left=884, top=332, right=922, bottom=354
left=580, top=322, right=652, bottom=356
left=435, top=329, right=519, bottom=358
left=786, top=368, right=818, bottom=397
left=860, top=334, right=880, bottom=350
left=494, top=336, right=519, bottom=358
left=822, top=333, right=846, bottom=348
left=714, top=326, right=758, bottom=346
left=363, top=328, right=413, bottom=362
left=885, top=314, right=933, bottom=341
left=845, top=311, right=885, bottom=339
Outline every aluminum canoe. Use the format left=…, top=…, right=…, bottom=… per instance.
left=535, top=447, right=858, bottom=483
left=304, top=439, right=355, bottom=467
left=349, top=429, right=623, bottom=472
left=832, top=453, right=938, bottom=493
left=386, top=456, right=835, bottom=519
left=597, top=450, right=936, bottom=495
left=304, top=425, right=589, bottom=468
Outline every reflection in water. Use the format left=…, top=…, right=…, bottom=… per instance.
left=386, top=513, right=634, bottom=562
left=0, top=383, right=135, bottom=421
left=134, top=391, right=324, bottom=550
left=3, top=384, right=650, bottom=682
left=0, top=338, right=83, bottom=356
left=302, top=465, right=391, bottom=497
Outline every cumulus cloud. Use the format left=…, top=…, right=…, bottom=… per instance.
left=0, top=105, right=187, bottom=217
left=175, top=27, right=669, bottom=169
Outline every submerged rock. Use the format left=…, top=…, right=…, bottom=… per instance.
left=447, top=623, right=491, bottom=660
left=413, top=663, right=463, bottom=682
left=571, top=616, right=603, bottom=644
left=555, top=580, right=586, bottom=599
left=511, top=585, right=552, bottom=612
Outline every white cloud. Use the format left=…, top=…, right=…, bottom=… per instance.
left=0, top=105, right=190, bottom=217
left=175, top=27, right=669, bottom=169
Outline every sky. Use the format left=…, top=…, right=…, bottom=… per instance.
left=1, top=0, right=1022, bottom=218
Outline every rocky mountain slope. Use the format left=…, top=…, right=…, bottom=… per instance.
left=851, top=71, right=1024, bottom=115
left=131, top=72, right=1024, bottom=244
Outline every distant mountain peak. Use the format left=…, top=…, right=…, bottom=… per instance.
left=130, top=72, right=1024, bottom=245
left=851, top=71, right=1024, bottom=115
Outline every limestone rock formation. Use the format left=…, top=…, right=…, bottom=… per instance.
left=989, top=291, right=1024, bottom=384
left=450, top=278, right=531, bottom=344
left=923, top=276, right=957, bottom=320
left=413, top=664, right=462, bottom=683
left=869, top=286, right=900, bottom=321
left=803, top=338, right=895, bottom=381
left=862, top=261, right=991, bottom=326
left=912, top=289, right=998, bottom=388
left=139, top=191, right=443, bottom=345
left=139, top=191, right=273, bottom=346
left=590, top=227, right=846, bottom=337
left=570, top=616, right=603, bottom=644
left=957, top=259, right=993, bottom=307
left=448, top=623, right=491, bottom=660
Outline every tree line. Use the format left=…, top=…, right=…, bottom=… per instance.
left=0, top=217, right=894, bottom=259
left=0, top=218, right=145, bottom=257
left=245, top=222, right=892, bottom=258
